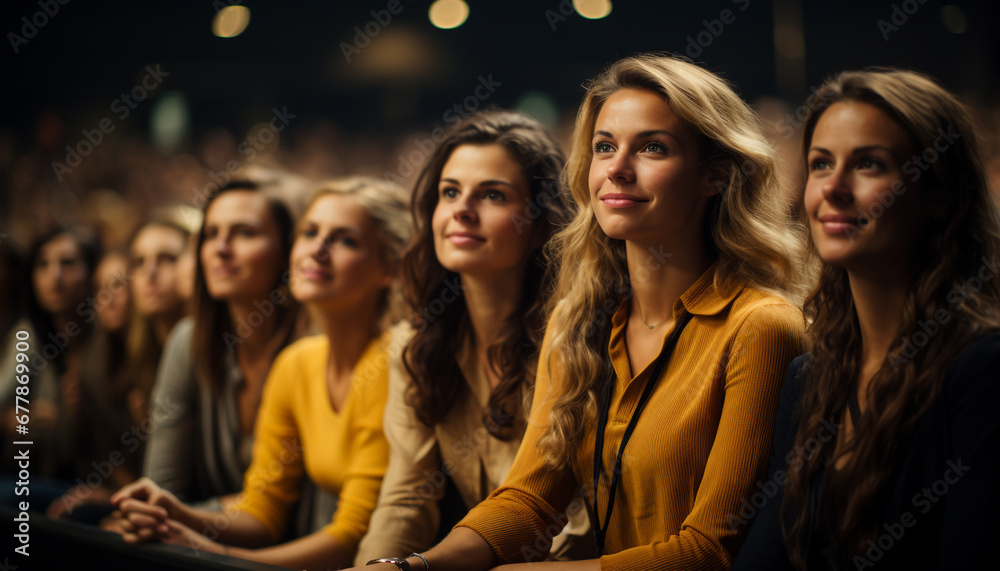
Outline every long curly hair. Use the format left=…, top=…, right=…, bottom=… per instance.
left=402, top=109, right=574, bottom=441
left=782, top=69, right=1000, bottom=569
left=536, top=53, right=809, bottom=467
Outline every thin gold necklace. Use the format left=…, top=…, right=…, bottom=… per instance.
left=634, top=298, right=663, bottom=329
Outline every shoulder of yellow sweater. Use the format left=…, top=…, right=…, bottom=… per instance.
left=729, top=285, right=801, bottom=315
left=724, top=286, right=804, bottom=336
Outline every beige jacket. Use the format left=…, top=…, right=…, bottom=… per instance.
left=355, top=323, right=592, bottom=564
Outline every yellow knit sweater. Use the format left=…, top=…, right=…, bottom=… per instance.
left=237, top=332, right=391, bottom=552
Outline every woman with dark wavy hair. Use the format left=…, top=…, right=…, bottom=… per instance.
left=356, top=54, right=808, bottom=571
left=355, top=109, right=592, bottom=565
left=733, top=69, right=1000, bottom=570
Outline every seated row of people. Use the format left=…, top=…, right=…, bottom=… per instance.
left=7, top=53, right=995, bottom=570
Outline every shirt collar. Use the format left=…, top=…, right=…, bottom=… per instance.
left=678, top=260, right=741, bottom=317
left=610, top=260, right=740, bottom=331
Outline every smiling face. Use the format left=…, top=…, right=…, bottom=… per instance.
left=805, top=101, right=925, bottom=274
left=289, top=193, right=391, bottom=311
left=130, top=225, right=186, bottom=317
left=588, top=88, right=716, bottom=246
left=199, top=191, right=285, bottom=304
left=431, top=143, right=539, bottom=278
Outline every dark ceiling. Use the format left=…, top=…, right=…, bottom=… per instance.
left=1, top=0, right=997, bottom=143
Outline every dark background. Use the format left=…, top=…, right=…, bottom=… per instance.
left=1, top=0, right=998, bottom=243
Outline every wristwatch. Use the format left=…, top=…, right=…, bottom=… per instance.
left=366, top=558, right=411, bottom=570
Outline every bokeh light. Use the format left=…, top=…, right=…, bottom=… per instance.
left=150, top=92, right=190, bottom=153
left=940, top=5, right=968, bottom=34
left=574, top=0, right=612, bottom=20
left=213, top=5, right=251, bottom=38
left=429, top=0, right=470, bottom=30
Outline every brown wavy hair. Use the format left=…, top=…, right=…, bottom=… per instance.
left=536, top=53, right=808, bottom=467
left=402, top=109, right=573, bottom=440
left=783, top=69, right=1000, bottom=569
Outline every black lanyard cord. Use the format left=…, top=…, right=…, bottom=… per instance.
left=591, top=311, right=692, bottom=558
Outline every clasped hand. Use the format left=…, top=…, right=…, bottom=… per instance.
left=108, top=477, right=225, bottom=555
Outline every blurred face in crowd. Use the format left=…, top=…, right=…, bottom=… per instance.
left=130, top=224, right=187, bottom=317
left=431, top=143, right=539, bottom=279
left=93, top=252, right=131, bottom=332
left=32, top=234, right=90, bottom=316
left=289, top=193, right=391, bottom=312
left=200, top=191, right=285, bottom=304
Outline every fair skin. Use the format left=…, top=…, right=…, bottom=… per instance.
left=355, top=90, right=719, bottom=571
left=200, top=190, right=288, bottom=439
left=130, top=224, right=187, bottom=343
left=431, top=143, right=544, bottom=387
left=112, top=193, right=392, bottom=570
left=590, top=88, right=719, bottom=376
left=805, top=100, right=925, bottom=460
left=349, top=144, right=547, bottom=571
left=93, top=252, right=131, bottom=333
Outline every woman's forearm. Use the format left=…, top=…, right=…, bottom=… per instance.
left=416, top=527, right=497, bottom=571
left=226, top=530, right=355, bottom=571
left=179, top=505, right=272, bottom=548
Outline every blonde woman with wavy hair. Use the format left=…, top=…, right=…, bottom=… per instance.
left=355, top=53, right=808, bottom=571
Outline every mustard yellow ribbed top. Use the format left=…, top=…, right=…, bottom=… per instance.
left=457, top=268, right=805, bottom=570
